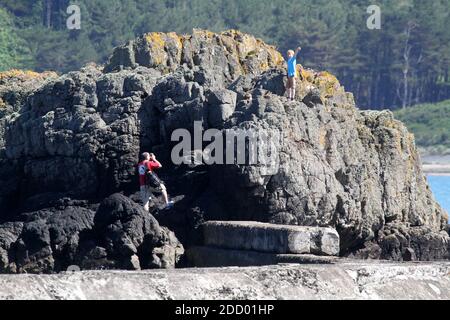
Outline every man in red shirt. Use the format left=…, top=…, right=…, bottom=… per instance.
left=138, top=152, right=173, bottom=211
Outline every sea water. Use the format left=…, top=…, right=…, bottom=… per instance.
left=427, top=175, right=450, bottom=218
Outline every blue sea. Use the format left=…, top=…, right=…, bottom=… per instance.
left=427, top=175, right=450, bottom=217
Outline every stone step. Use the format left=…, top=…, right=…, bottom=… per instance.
left=202, top=221, right=340, bottom=256
left=186, top=246, right=338, bottom=268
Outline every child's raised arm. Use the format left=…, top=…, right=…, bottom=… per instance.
left=295, top=46, right=302, bottom=56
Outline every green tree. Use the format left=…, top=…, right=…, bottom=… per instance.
left=1, top=0, right=450, bottom=109
left=0, top=7, right=32, bottom=71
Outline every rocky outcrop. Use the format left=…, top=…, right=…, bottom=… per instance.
left=94, top=194, right=184, bottom=270
left=104, top=29, right=284, bottom=82
left=0, top=29, right=448, bottom=273
left=0, top=194, right=183, bottom=273
left=210, top=96, right=449, bottom=260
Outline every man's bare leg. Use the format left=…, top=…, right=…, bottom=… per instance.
left=160, top=184, right=169, bottom=205
left=141, top=186, right=152, bottom=212
left=162, top=189, right=169, bottom=205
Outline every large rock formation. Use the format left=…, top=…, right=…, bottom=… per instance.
left=0, top=194, right=183, bottom=273
left=0, top=29, right=448, bottom=273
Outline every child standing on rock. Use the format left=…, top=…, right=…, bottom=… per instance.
left=286, top=47, right=302, bottom=101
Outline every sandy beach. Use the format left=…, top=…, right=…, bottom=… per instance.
left=423, top=164, right=450, bottom=175
left=422, top=155, right=450, bottom=175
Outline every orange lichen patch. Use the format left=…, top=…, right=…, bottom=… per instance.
left=297, top=67, right=342, bottom=99
left=235, top=36, right=258, bottom=60
left=268, top=49, right=285, bottom=67
left=0, top=98, right=6, bottom=109
left=298, top=66, right=314, bottom=82
left=144, top=32, right=165, bottom=48
left=144, top=32, right=168, bottom=66
left=221, top=29, right=283, bottom=69
left=167, top=32, right=183, bottom=48
left=0, top=69, right=39, bottom=81
left=219, top=34, right=239, bottom=56
left=259, top=61, right=269, bottom=70
left=144, top=32, right=196, bottom=70
left=0, top=69, right=57, bottom=84
left=316, top=71, right=340, bottom=97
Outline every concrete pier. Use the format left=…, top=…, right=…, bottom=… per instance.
left=0, top=262, right=449, bottom=300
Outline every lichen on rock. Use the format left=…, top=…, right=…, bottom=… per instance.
left=104, top=29, right=284, bottom=82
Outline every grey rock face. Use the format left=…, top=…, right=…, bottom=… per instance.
left=209, top=91, right=449, bottom=260
left=1, top=66, right=163, bottom=206
left=206, top=89, right=237, bottom=128
left=0, top=30, right=448, bottom=273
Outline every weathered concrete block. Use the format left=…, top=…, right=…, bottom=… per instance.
left=202, top=221, right=340, bottom=256
left=186, top=246, right=338, bottom=268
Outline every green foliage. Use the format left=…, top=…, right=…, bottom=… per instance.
left=0, top=0, right=37, bottom=17
left=1, top=0, right=450, bottom=108
left=395, top=100, right=450, bottom=153
left=0, top=7, right=32, bottom=71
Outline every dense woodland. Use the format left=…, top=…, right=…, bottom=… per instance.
left=395, top=99, right=450, bottom=154
left=1, top=0, right=450, bottom=109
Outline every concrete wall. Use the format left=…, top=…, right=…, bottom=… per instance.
left=0, top=261, right=449, bottom=300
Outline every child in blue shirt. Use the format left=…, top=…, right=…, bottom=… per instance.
left=286, top=47, right=302, bottom=101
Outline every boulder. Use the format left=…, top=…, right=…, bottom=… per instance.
left=0, top=195, right=184, bottom=273
left=94, top=193, right=184, bottom=269
left=1, top=202, right=96, bottom=273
